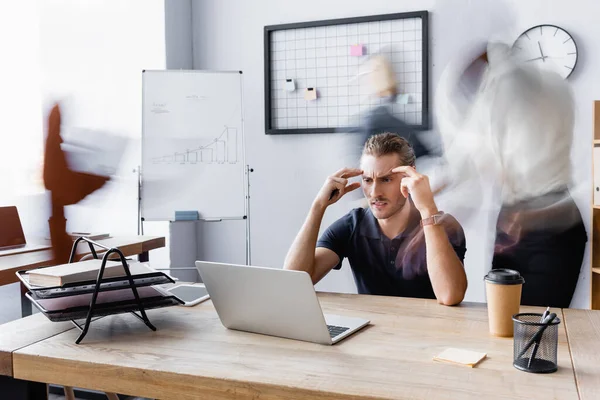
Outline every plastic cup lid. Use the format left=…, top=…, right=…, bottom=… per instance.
left=484, top=268, right=525, bottom=285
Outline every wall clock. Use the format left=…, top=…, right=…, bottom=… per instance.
left=512, top=24, right=577, bottom=79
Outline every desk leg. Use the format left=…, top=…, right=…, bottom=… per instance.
left=138, top=250, right=149, bottom=263
left=48, top=384, right=124, bottom=400
left=0, top=375, right=47, bottom=400
left=20, top=283, right=32, bottom=318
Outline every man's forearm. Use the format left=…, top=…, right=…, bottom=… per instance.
left=423, top=224, right=467, bottom=306
left=283, top=203, right=327, bottom=276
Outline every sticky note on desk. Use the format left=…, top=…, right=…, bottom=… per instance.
left=433, top=348, right=487, bottom=368
left=350, top=44, right=364, bottom=56
left=304, top=88, right=317, bottom=101
left=285, top=79, right=296, bottom=92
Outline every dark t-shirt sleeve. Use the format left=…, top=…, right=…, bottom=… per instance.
left=316, top=212, right=355, bottom=270
left=443, top=214, right=467, bottom=262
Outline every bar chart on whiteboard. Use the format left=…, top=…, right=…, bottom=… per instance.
left=141, top=70, right=246, bottom=221
left=150, top=127, right=239, bottom=165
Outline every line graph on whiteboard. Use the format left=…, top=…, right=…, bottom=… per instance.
left=151, top=127, right=239, bottom=165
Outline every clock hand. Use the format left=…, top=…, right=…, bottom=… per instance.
left=526, top=55, right=568, bottom=63
left=537, top=41, right=547, bottom=62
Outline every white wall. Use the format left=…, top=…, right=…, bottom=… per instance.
left=165, top=0, right=193, bottom=69
left=0, top=2, right=47, bottom=237
left=191, top=0, right=599, bottom=308
left=35, top=0, right=167, bottom=237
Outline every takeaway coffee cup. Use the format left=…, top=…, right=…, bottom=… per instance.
left=484, top=269, right=525, bottom=337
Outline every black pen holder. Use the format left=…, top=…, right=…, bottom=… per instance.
left=512, top=313, right=560, bottom=373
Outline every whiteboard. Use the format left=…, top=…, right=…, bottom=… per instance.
left=141, top=70, right=246, bottom=221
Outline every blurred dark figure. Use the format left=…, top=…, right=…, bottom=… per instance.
left=43, top=104, right=109, bottom=263
left=438, top=43, right=587, bottom=308
left=357, top=55, right=430, bottom=159
left=493, top=192, right=586, bottom=308
left=363, top=107, right=429, bottom=159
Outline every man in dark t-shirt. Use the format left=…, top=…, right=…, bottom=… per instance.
left=284, top=133, right=467, bottom=305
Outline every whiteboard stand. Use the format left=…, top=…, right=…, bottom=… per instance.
left=245, top=164, right=254, bottom=265
left=137, top=164, right=253, bottom=268
left=137, top=165, right=143, bottom=236
left=139, top=69, right=250, bottom=271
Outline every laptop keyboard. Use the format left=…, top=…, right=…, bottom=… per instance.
left=327, top=324, right=350, bottom=338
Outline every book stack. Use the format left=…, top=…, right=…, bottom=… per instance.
left=26, top=259, right=154, bottom=287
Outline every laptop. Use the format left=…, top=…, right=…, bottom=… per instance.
left=195, top=261, right=370, bottom=345
left=0, top=206, right=51, bottom=256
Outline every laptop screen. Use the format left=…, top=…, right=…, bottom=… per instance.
left=0, top=206, right=26, bottom=248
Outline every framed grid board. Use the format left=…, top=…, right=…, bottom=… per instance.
left=264, top=11, right=429, bottom=135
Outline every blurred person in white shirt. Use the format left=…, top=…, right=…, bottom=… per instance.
left=436, top=42, right=587, bottom=308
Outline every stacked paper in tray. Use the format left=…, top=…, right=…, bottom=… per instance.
left=174, top=211, right=199, bottom=221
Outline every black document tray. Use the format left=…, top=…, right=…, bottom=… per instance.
left=16, top=269, right=175, bottom=299
left=26, top=290, right=183, bottom=322
left=16, top=236, right=182, bottom=344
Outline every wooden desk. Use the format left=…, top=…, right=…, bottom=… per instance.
left=8, top=294, right=579, bottom=400
left=563, top=309, right=600, bottom=400
left=0, top=236, right=165, bottom=286
left=0, top=314, right=73, bottom=377
left=0, top=314, right=75, bottom=399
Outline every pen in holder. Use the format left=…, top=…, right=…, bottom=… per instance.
left=512, top=312, right=560, bottom=373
